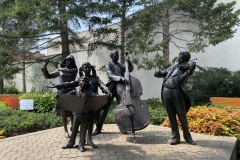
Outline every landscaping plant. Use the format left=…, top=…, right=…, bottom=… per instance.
left=18, top=93, right=57, bottom=113
left=0, top=108, right=62, bottom=137
left=162, top=105, right=240, bottom=154
left=187, top=67, right=240, bottom=105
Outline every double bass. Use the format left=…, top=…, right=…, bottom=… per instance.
left=115, top=52, right=150, bottom=143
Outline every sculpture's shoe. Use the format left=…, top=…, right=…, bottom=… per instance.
left=186, top=140, right=196, bottom=145
left=64, top=132, right=70, bottom=138
left=79, top=146, right=86, bottom=152
left=62, top=143, right=74, bottom=149
left=92, top=129, right=101, bottom=136
left=87, top=139, right=97, bottom=148
left=170, top=140, right=180, bottom=145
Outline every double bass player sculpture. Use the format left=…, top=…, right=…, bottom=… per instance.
left=115, top=52, right=150, bottom=143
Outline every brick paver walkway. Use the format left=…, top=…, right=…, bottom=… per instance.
left=0, top=124, right=237, bottom=160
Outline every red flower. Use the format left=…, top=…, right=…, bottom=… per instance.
left=3, top=95, right=19, bottom=110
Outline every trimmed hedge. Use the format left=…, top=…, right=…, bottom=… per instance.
left=0, top=108, right=62, bottom=137
left=187, top=67, right=240, bottom=105
left=18, top=93, right=57, bottom=113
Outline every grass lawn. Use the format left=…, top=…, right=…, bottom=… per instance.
left=0, top=101, right=8, bottom=111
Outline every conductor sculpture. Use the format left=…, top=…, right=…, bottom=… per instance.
left=154, top=51, right=196, bottom=145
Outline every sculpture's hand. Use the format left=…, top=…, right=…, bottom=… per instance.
left=103, top=90, right=112, bottom=97
left=79, top=67, right=83, bottom=72
left=58, top=67, right=68, bottom=73
left=188, top=62, right=196, bottom=75
left=45, top=83, right=63, bottom=90
left=154, top=70, right=160, bottom=77
left=45, top=84, right=55, bottom=88
left=106, top=91, right=112, bottom=98
left=121, top=77, right=128, bottom=83
left=54, top=62, right=60, bottom=69
left=44, top=60, right=49, bottom=67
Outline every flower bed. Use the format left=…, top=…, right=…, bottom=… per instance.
left=0, top=95, right=19, bottom=109
left=162, top=105, right=240, bottom=153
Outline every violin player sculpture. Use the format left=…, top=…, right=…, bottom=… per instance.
left=154, top=51, right=198, bottom=145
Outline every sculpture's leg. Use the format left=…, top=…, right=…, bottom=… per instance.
left=87, top=113, right=97, bottom=148
left=70, top=115, right=73, bottom=132
left=79, top=114, right=88, bottom=152
left=127, top=106, right=135, bottom=143
left=62, top=115, right=80, bottom=149
left=93, top=99, right=112, bottom=135
left=62, top=113, right=70, bottom=138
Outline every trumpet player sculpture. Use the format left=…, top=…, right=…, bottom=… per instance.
left=41, top=55, right=78, bottom=138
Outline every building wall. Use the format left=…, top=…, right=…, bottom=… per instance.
left=5, top=64, right=35, bottom=92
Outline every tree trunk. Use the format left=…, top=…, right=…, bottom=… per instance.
left=120, top=0, right=127, bottom=63
left=22, top=58, right=27, bottom=93
left=0, top=78, right=4, bottom=94
left=162, top=4, right=170, bottom=63
left=22, top=52, right=26, bottom=93
left=58, top=0, right=70, bottom=60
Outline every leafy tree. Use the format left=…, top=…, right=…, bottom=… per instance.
left=0, top=0, right=46, bottom=92
left=29, top=62, right=54, bottom=93
left=0, top=0, right=104, bottom=60
left=88, top=0, right=143, bottom=63
left=30, top=0, right=104, bottom=59
left=0, top=0, right=102, bottom=92
left=128, top=0, right=240, bottom=69
left=0, top=37, right=20, bottom=93
left=0, top=0, right=21, bottom=93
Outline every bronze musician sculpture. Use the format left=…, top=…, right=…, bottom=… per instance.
left=154, top=51, right=198, bottom=145
left=41, top=55, right=78, bottom=138
left=115, top=52, right=150, bottom=143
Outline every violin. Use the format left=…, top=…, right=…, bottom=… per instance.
left=178, top=58, right=203, bottom=70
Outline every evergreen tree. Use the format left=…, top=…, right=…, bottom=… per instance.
left=88, top=0, right=143, bottom=63
left=0, top=0, right=102, bottom=91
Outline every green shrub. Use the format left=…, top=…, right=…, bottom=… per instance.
left=0, top=108, right=62, bottom=137
left=4, top=86, right=20, bottom=94
left=149, top=104, right=167, bottom=125
left=18, top=93, right=57, bottom=113
left=0, top=101, right=7, bottom=111
left=231, top=70, right=240, bottom=96
left=105, top=101, right=116, bottom=124
left=187, top=67, right=240, bottom=105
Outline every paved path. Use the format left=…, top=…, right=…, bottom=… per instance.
left=0, top=124, right=237, bottom=160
